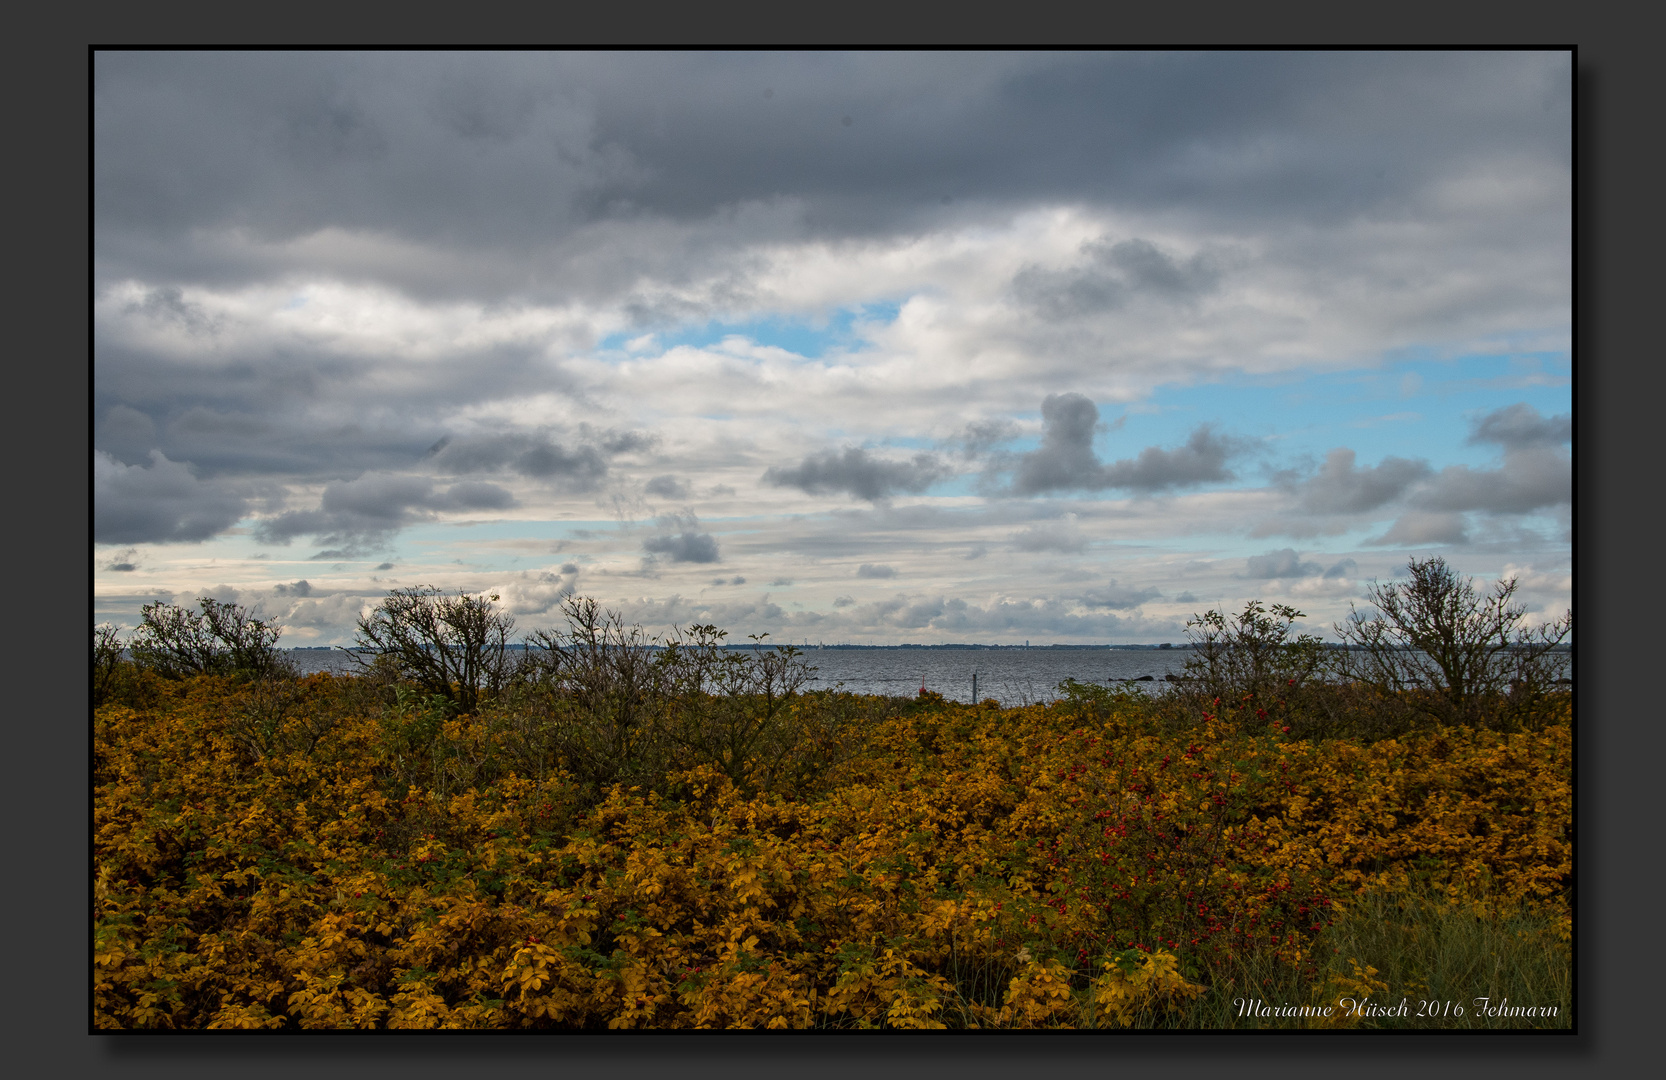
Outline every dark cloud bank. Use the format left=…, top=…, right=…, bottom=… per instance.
left=96, top=51, right=1568, bottom=299
left=763, top=447, right=951, bottom=503
left=93, top=54, right=1569, bottom=568
left=254, top=473, right=516, bottom=555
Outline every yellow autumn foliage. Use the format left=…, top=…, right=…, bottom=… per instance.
left=93, top=672, right=1570, bottom=1029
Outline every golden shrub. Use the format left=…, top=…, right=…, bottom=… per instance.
left=93, top=675, right=1569, bottom=1029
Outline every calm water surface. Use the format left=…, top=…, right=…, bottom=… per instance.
left=282, top=647, right=1195, bottom=706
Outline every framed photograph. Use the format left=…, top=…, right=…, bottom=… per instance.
left=93, top=49, right=1572, bottom=1037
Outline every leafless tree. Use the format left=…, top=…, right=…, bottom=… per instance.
left=1333, top=557, right=1571, bottom=729
left=511, top=598, right=830, bottom=798
left=352, top=586, right=515, bottom=713
left=515, top=596, right=668, bottom=792
left=127, top=597, right=292, bottom=681
left=201, top=599, right=293, bottom=680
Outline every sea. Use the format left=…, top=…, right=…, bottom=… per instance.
left=279, top=645, right=1198, bottom=706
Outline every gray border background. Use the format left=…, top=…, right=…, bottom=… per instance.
left=48, top=22, right=1644, bottom=1080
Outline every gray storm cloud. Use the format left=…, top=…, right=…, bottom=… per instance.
left=432, top=481, right=518, bottom=511
left=96, top=51, right=1568, bottom=301
left=1100, top=426, right=1244, bottom=491
left=1080, top=580, right=1162, bottom=610
left=97, top=405, right=161, bottom=466
left=1253, top=404, right=1569, bottom=542
left=1468, top=402, right=1571, bottom=450
left=95, top=55, right=1568, bottom=542
left=949, top=419, right=1021, bottom=459
left=642, top=512, right=720, bottom=564
left=93, top=329, right=599, bottom=482
left=1367, top=512, right=1471, bottom=547
left=427, top=428, right=651, bottom=489
left=644, top=475, right=692, bottom=499
left=763, top=447, right=951, bottom=502
left=1411, top=455, right=1570, bottom=516
left=1414, top=403, right=1571, bottom=516
left=1012, top=238, right=1223, bottom=318
left=94, top=450, right=248, bottom=544
left=1010, top=393, right=1246, bottom=496
left=1292, top=449, right=1433, bottom=515
left=1010, top=393, right=1103, bottom=495
left=254, top=473, right=516, bottom=553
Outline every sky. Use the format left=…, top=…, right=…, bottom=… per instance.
left=92, top=51, right=1572, bottom=646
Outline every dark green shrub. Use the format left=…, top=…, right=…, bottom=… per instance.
left=1180, top=601, right=1327, bottom=703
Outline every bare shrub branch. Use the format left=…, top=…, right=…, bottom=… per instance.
left=127, top=597, right=293, bottom=682
left=1333, top=557, right=1571, bottom=729
left=351, top=586, right=515, bottom=713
